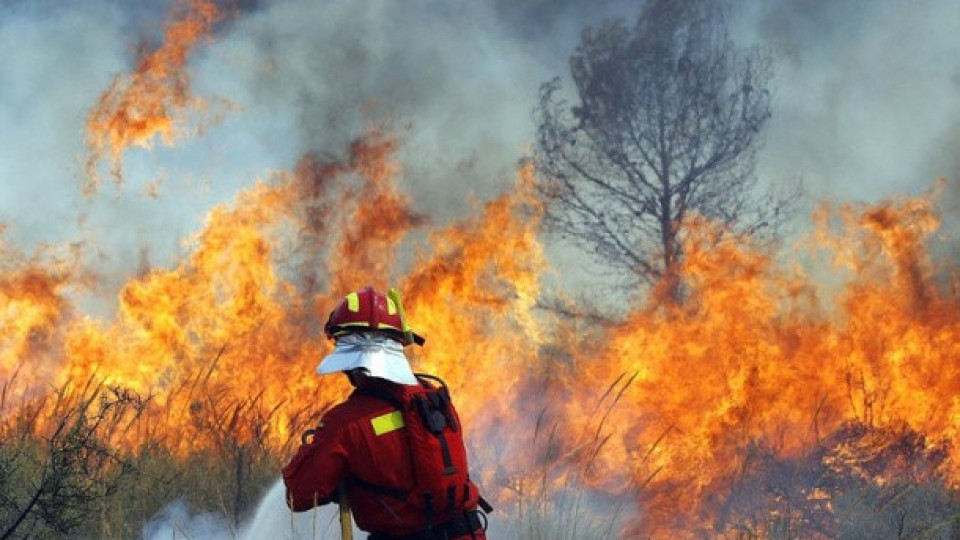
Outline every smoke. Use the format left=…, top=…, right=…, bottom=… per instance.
left=141, top=479, right=362, bottom=540
left=140, top=477, right=624, bottom=540
left=5, top=0, right=957, bottom=301
left=215, top=0, right=532, bottom=218
left=141, top=498, right=231, bottom=540
left=3, top=0, right=960, bottom=535
left=733, top=0, right=960, bottom=206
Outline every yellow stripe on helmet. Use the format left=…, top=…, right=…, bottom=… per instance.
left=345, top=292, right=360, bottom=312
left=335, top=321, right=401, bottom=331
left=387, top=287, right=414, bottom=345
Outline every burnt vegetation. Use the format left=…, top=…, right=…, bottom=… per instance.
left=0, top=378, right=141, bottom=539
left=718, top=422, right=959, bottom=540
left=0, top=373, right=294, bottom=539
left=535, top=0, right=798, bottom=301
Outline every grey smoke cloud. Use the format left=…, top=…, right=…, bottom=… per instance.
left=216, top=0, right=635, bottom=223
left=3, top=0, right=958, bottom=263
left=735, top=0, right=960, bottom=205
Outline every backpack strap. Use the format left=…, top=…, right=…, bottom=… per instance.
left=355, top=386, right=406, bottom=412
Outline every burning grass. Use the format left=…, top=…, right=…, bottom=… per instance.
left=5, top=127, right=960, bottom=537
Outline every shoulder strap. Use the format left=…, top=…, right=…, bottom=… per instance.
left=354, top=386, right=406, bottom=411
left=414, top=372, right=446, bottom=390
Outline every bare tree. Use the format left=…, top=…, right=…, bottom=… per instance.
left=536, top=0, right=794, bottom=300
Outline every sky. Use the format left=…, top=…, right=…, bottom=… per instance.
left=1, top=0, right=959, bottom=296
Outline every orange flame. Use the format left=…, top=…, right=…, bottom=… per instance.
left=0, top=232, right=82, bottom=414
left=548, top=189, right=960, bottom=537
left=59, top=132, right=429, bottom=455
left=85, top=0, right=225, bottom=195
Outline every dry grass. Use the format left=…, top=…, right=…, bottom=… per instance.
left=5, top=373, right=960, bottom=539
left=0, top=374, right=285, bottom=540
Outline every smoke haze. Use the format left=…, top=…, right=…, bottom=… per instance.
left=3, top=0, right=958, bottom=295
left=3, top=0, right=960, bottom=535
left=739, top=0, right=960, bottom=205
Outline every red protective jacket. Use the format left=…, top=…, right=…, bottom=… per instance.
left=282, top=380, right=486, bottom=539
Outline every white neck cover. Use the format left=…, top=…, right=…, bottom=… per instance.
left=316, top=333, right=417, bottom=386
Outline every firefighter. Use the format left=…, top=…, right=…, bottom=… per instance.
left=282, top=286, right=490, bottom=540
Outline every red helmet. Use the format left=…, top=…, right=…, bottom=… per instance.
left=324, top=286, right=425, bottom=346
